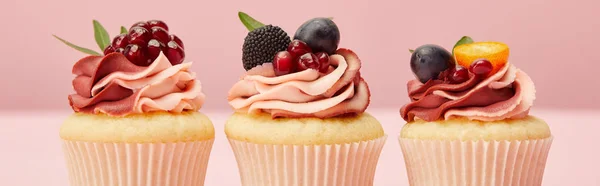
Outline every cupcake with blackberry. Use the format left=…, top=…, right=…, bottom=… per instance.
left=226, top=12, right=386, bottom=186
left=399, top=37, right=552, bottom=186
left=55, top=20, right=214, bottom=186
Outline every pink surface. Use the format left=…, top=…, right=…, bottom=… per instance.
left=1, top=0, right=599, bottom=110
left=0, top=109, right=598, bottom=186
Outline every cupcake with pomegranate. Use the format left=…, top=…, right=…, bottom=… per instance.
left=399, top=37, right=552, bottom=186
left=55, top=20, right=214, bottom=186
left=226, top=12, right=386, bottom=186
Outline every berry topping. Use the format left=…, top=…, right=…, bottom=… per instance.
left=164, top=41, right=185, bottom=65
left=103, top=45, right=115, bottom=55
left=449, top=67, right=469, bottom=84
left=130, top=21, right=150, bottom=30
left=170, top=35, right=184, bottom=49
left=147, top=39, right=164, bottom=62
left=297, top=53, right=320, bottom=71
left=273, top=51, right=295, bottom=76
left=315, top=52, right=330, bottom=73
left=111, top=34, right=129, bottom=49
left=242, top=25, right=291, bottom=71
left=114, top=47, right=125, bottom=53
left=147, top=20, right=169, bottom=31
left=469, top=59, right=493, bottom=77
left=287, top=40, right=312, bottom=58
left=294, top=17, right=340, bottom=54
left=124, top=44, right=150, bottom=66
left=151, top=27, right=170, bottom=44
left=128, top=27, right=152, bottom=46
left=410, top=44, right=454, bottom=83
left=453, top=41, right=509, bottom=76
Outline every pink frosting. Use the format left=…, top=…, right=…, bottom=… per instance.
left=400, top=63, right=535, bottom=122
left=228, top=48, right=371, bottom=118
left=68, top=52, right=205, bottom=116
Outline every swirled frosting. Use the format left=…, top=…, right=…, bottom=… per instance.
left=228, top=48, right=370, bottom=118
left=68, top=52, right=205, bottom=116
left=400, top=63, right=535, bottom=122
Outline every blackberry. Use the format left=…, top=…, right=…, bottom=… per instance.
left=242, top=25, right=291, bottom=70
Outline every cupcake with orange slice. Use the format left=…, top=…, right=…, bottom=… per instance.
left=399, top=37, right=552, bottom=186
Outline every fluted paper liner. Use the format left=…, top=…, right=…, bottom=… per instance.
left=62, top=139, right=214, bottom=186
left=399, top=137, right=553, bottom=186
left=228, top=136, right=387, bottom=186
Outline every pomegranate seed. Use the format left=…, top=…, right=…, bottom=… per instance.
left=151, top=27, right=170, bottom=44
left=128, top=27, right=152, bottom=46
left=273, top=51, right=294, bottom=76
left=170, top=35, right=184, bottom=49
left=124, top=44, right=150, bottom=66
left=287, top=40, right=312, bottom=58
left=450, top=67, right=469, bottom=84
left=164, top=41, right=185, bottom=65
left=469, top=59, right=493, bottom=76
left=297, top=53, right=320, bottom=71
left=111, top=34, right=129, bottom=49
left=103, top=45, right=115, bottom=55
left=315, top=52, right=330, bottom=73
left=115, top=47, right=125, bottom=53
left=147, top=39, right=164, bottom=62
left=147, top=20, right=169, bottom=31
left=130, top=21, right=150, bottom=30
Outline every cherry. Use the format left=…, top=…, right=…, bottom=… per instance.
left=111, top=34, right=129, bottom=49
left=469, top=59, right=493, bottom=77
left=315, top=52, right=330, bottom=73
left=147, top=39, right=164, bottom=62
left=287, top=40, right=312, bottom=58
left=151, top=27, right=170, bottom=44
left=124, top=44, right=150, bottom=66
left=170, top=35, right=184, bottom=49
left=130, top=21, right=151, bottom=30
left=297, top=53, right=320, bottom=71
left=147, top=20, right=169, bottom=31
left=273, top=51, right=294, bottom=76
left=128, top=27, right=152, bottom=46
left=450, top=67, right=469, bottom=84
left=103, top=45, right=115, bottom=55
left=164, top=41, right=185, bottom=65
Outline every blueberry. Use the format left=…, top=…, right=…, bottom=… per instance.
left=410, top=44, right=454, bottom=83
left=293, top=18, right=340, bottom=54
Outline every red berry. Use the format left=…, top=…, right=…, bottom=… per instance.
left=287, top=40, right=312, bottom=58
left=170, top=35, right=184, bottom=49
left=130, top=21, right=150, bottom=30
left=147, top=39, right=164, bottom=62
left=115, top=47, right=125, bottom=53
left=273, top=51, right=294, bottom=76
left=151, top=27, right=170, bottom=44
left=124, top=44, right=150, bottom=66
left=315, top=52, right=330, bottom=73
left=469, top=59, right=493, bottom=76
left=450, top=67, right=469, bottom=84
left=128, top=27, right=152, bottom=46
left=297, top=53, right=320, bottom=71
left=111, top=34, right=129, bottom=49
left=103, top=45, right=115, bottom=55
left=164, top=41, right=185, bottom=65
left=147, top=20, right=169, bottom=31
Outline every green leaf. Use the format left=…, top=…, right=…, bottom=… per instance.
left=120, top=26, right=128, bottom=34
left=238, top=11, right=265, bottom=31
left=52, top=35, right=101, bottom=56
left=92, top=20, right=111, bottom=51
left=409, top=49, right=415, bottom=53
left=452, top=36, right=474, bottom=55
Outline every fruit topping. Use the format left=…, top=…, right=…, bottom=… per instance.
left=242, top=25, right=291, bottom=71
left=147, top=20, right=169, bottom=31
left=130, top=21, right=150, bottom=30
left=287, top=40, right=312, bottom=58
left=315, top=52, right=330, bottom=73
left=273, top=51, right=295, bottom=76
left=293, top=17, right=340, bottom=54
left=111, top=34, right=129, bottom=49
left=103, top=45, right=115, bottom=55
left=410, top=44, right=454, bottom=83
left=124, top=44, right=150, bottom=66
left=147, top=39, right=164, bottom=62
left=164, top=41, right=185, bottom=65
left=453, top=41, right=509, bottom=76
left=297, top=53, right=320, bottom=71
left=170, top=35, right=184, bottom=49
left=448, top=67, right=469, bottom=84
left=128, top=27, right=152, bottom=46
left=469, top=59, right=493, bottom=77
left=151, top=27, right=170, bottom=44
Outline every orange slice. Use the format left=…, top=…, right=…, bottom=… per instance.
left=453, top=41, right=509, bottom=75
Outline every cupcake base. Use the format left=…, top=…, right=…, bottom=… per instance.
left=399, top=137, right=553, bottom=186
left=62, top=139, right=214, bottom=186
left=228, top=136, right=387, bottom=186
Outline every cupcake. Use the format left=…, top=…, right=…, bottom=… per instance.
left=399, top=37, right=552, bottom=186
left=225, top=12, right=386, bottom=186
left=55, top=20, right=214, bottom=186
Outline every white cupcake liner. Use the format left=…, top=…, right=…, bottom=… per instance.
left=62, top=139, right=214, bottom=186
left=399, top=137, right=553, bottom=186
left=228, top=136, right=387, bottom=186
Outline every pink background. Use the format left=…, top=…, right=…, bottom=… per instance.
left=0, top=0, right=599, bottom=110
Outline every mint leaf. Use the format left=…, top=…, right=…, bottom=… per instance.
left=120, top=26, right=128, bottom=34
left=53, top=35, right=101, bottom=56
left=92, top=20, right=110, bottom=51
left=238, top=11, right=265, bottom=31
left=409, top=49, right=415, bottom=53
left=452, top=36, right=474, bottom=55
